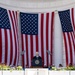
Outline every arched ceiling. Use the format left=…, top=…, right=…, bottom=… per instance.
left=19, top=0, right=57, bottom=1
left=0, top=0, right=75, bottom=12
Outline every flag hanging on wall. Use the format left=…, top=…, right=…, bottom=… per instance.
left=58, top=9, right=75, bottom=66
left=20, top=12, right=55, bottom=67
left=0, top=7, right=19, bottom=66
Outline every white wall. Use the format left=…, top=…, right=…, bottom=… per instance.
left=0, top=0, right=75, bottom=67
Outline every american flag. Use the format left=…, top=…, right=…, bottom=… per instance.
left=20, top=12, right=54, bottom=67
left=58, top=9, right=75, bottom=66
left=0, top=7, right=19, bottom=66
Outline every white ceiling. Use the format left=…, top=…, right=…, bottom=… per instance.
left=0, top=0, right=75, bottom=12
left=13, top=0, right=59, bottom=1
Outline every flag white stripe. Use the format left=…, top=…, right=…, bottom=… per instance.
left=23, top=34, right=27, bottom=66
left=70, top=8, right=75, bottom=35
left=15, top=12, right=18, bottom=66
left=72, top=8, right=75, bottom=65
left=22, top=35, right=24, bottom=66
left=28, top=35, right=31, bottom=67
left=69, top=33, right=74, bottom=64
left=65, top=33, right=70, bottom=64
left=72, top=32, right=75, bottom=64
left=43, top=13, right=47, bottom=66
left=63, top=39, right=66, bottom=66
left=33, top=35, right=36, bottom=56
left=12, top=11, right=19, bottom=66
left=38, top=14, right=41, bottom=56
left=12, top=12, right=16, bottom=66
left=35, top=35, right=37, bottom=55
left=2, top=29, right=5, bottom=63
left=7, top=30, right=10, bottom=65
left=13, top=12, right=19, bottom=66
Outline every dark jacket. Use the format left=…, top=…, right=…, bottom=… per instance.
left=33, top=56, right=42, bottom=59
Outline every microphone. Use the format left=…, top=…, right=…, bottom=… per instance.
left=21, top=50, right=26, bottom=55
left=46, top=50, right=52, bottom=55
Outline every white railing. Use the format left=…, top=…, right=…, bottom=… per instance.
left=0, top=68, right=75, bottom=75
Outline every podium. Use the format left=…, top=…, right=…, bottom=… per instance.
left=31, top=58, right=43, bottom=68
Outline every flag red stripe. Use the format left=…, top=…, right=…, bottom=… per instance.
left=9, top=30, right=13, bottom=65
left=12, top=11, right=17, bottom=66
left=14, top=12, right=19, bottom=66
left=71, top=8, right=75, bottom=56
left=30, top=35, right=33, bottom=61
left=25, top=35, right=28, bottom=67
left=16, top=12, right=19, bottom=66
left=63, top=33, right=68, bottom=66
left=46, top=13, right=49, bottom=66
left=71, top=8, right=75, bottom=30
left=12, top=11, right=18, bottom=66
left=9, top=11, right=14, bottom=65
left=41, top=14, right=44, bottom=66
left=36, top=35, right=38, bottom=52
left=72, top=8, right=75, bottom=31
left=70, top=32, right=75, bottom=63
left=71, top=32, right=75, bottom=63
left=71, top=8, right=75, bottom=65
left=67, top=33, right=73, bottom=64
left=70, top=33, right=74, bottom=49
left=4, top=29, right=8, bottom=64
left=9, top=11, right=16, bottom=65
left=8, top=10, right=19, bottom=66
left=22, top=35, right=24, bottom=67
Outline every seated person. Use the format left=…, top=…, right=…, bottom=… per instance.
left=59, top=64, right=63, bottom=67
left=57, top=64, right=63, bottom=70
left=69, top=63, right=73, bottom=67
left=52, top=64, right=56, bottom=70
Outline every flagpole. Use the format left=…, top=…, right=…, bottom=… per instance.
left=17, top=10, right=26, bottom=75
left=21, top=50, right=26, bottom=68
left=46, top=50, right=52, bottom=75
left=46, top=50, right=52, bottom=67
left=17, top=10, right=22, bottom=66
left=1, top=63, right=4, bottom=75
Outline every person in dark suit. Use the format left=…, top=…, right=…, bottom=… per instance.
left=33, top=52, right=42, bottom=59
left=31, top=52, right=42, bottom=67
